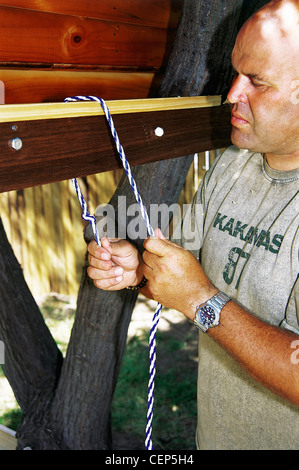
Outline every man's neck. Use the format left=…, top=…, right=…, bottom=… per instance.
left=265, top=152, right=299, bottom=171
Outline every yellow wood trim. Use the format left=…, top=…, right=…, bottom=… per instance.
left=0, top=96, right=221, bottom=123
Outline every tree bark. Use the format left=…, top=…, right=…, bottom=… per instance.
left=0, top=0, right=269, bottom=450
left=0, top=219, right=63, bottom=449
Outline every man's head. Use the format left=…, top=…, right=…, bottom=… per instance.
left=227, top=0, right=299, bottom=168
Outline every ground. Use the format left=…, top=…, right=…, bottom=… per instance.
left=0, top=293, right=199, bottom=450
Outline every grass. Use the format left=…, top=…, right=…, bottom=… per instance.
left=111, top=328, right=198, bottom=450
left=0, top=407, right=22, bottom=430
left=0, top=295, right=198, bottom=450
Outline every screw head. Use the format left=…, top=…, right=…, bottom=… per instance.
left=154, top=127, right=164, bottom=137
left=10, top=137, right=23, bottom=151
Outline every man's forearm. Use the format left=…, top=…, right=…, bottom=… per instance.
left=208, top=300, right=299, bottom=406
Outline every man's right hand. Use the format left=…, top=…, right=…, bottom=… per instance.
left=87, top=237, right=143, bottom=290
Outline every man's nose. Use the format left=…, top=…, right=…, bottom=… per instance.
left=227, top=74, right=249, bottom=104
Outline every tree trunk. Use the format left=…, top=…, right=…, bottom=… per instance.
left=0, top=219, right=63, bottom=449
left=0, top=0, right=268, bottom=450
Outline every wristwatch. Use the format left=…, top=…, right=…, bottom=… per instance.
left=193, top=291, right=230, bottom=333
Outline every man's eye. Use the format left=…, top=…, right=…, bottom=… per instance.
left=250, top=79, right=266, bottom=88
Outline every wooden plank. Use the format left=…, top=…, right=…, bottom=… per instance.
left=7, top=190, right=22, bottom=260
left=0, top=0, right=183, bottom=29
left=0, top=69, right=160, bottom=104
left=0, top=425, right=17, bottom=450
left=0, top=96, right=221, bottom=122
left=61, top=180, right=81, bottom=295
left=0, top=191, right=10, bottom=237
left=33, top=185, right=51, bottom=292
left=20, top=186, right=36, bottom=290
left=0, top=5, right=174, bottom=69
left=0, top=105, right=232, bottom=193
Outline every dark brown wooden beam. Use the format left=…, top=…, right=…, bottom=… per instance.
left=0, top=105, right=231, bottom=193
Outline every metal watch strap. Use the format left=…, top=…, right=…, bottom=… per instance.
left=193, top=291, right=230, bottom=332
left=208, top=291, right=230, bottom=310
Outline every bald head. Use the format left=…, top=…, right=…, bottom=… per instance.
left=238, top=0, right=299, bottom=74
left=254, top=0, right=299, bottom=32
left=227, top=0, right=299, bottom=167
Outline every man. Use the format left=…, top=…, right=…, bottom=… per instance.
left=87, top=0, right=299, bottom=449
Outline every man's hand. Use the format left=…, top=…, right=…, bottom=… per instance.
left=87, top=237, right=143, bottom=290
left=143, top=229, right=217, bottom=319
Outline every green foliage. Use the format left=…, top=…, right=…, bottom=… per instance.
left=0, top=408, right=22, bottom=430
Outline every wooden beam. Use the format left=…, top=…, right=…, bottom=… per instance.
left=0, top=69, right=160, bottom=104
left=0, top=99, right=232, bottom=193
left=0, top=5, right=175, bottom=70
left=0, top=0, right=183, bottom=29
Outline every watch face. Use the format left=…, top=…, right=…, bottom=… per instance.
left=199, top=306, right=216, bottom=326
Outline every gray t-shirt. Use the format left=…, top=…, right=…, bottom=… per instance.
left=183, top=146, right=299, bottom=449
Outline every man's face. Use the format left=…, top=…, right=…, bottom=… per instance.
left=227, top=20, right=299, bottom=158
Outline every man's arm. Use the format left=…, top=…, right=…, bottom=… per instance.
left=87, top=232, right=299, bottom=406
left=208, top=300, right=299, bottom=406
left=142, top=231, right=299, bottom=407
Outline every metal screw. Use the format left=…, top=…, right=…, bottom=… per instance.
left=10, top=137, right=23, bottom=151
left=154, top=127, right=164, bottom=137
